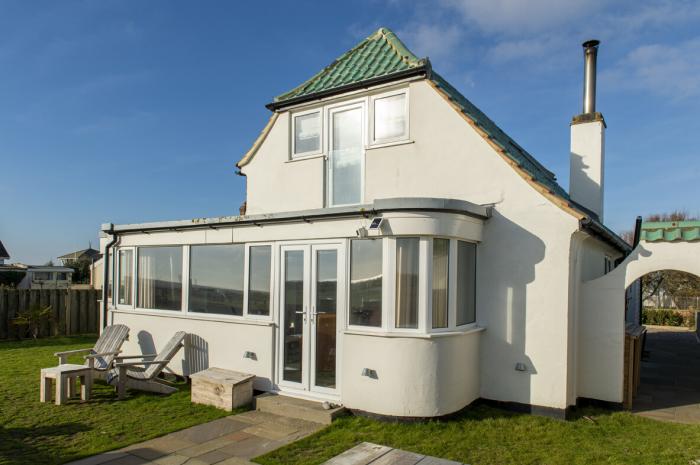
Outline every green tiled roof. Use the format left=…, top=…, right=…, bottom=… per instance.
left=272, top=28, right=427, bottom=106
left=640, top=221, right=700, bottom=242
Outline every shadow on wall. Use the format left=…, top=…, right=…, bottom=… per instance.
left=183, top=333, right=209, bottom=376
left=570, top=152, right=599, bottom=207
left=135, top=330, right=209, bottom=376
left=478, top=210, right=545, bottom=406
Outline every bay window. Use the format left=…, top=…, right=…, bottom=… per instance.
left=456, top=241, right=477, bottom=326
left=432, top=238, right=450, bottom=329
left=189, top=244, right=244, bottom=316
left=349, top=239, right=383, bottom=327
left=395, top=237, right=419, bottom=329
left=137, top=246, right=182, bottom=311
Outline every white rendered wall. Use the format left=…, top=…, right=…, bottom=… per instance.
left=578, top=240, right=700, bottom=403
left=570, top=120, right=605, bottom=221
left=341, top=330, right=482, bottom=417
left=107, top=311, right=276, bottom=391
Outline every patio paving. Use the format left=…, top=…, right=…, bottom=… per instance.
left=66, top=410, right=324, bottom=465
left=633, top=325, right=700, bottom=424
left=322, top=442, right=467, bottom=465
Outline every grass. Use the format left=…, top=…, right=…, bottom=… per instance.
left=0, top=336, right=232, bottom=465
left=256, top=404, right=700, bottom=465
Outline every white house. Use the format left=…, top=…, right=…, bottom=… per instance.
left=99, top=28, right=653, bottom=419
left=2, top=264, right=75, bottom=289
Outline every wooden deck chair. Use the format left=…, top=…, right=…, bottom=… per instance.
left=107, top=331, right=187, bottom=399
left=54, top=324, right=130, bottom=377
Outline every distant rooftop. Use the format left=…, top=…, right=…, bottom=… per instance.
left=0, top=240, right=9, bottom=260
left=58, top=248, right=101, bottom=261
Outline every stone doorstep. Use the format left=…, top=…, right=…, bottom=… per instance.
left=255, top=392, right=347, bottom=425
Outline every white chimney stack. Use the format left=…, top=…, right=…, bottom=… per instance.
left=570, top=39, right=605, bottom=222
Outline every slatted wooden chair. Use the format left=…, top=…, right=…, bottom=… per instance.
left=54, top=324, right=130, bottom=377
left=107, top=331, right=187, bottom=399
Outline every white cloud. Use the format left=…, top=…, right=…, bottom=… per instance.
left=440, top=0, right=599, bottom=36
left=603, top=38, right=700, bottom=100
left=398, top=23, right=463, bottom=60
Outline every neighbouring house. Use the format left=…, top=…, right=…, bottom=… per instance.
left=99, top=29, right=698, bottom=418
left=58, top=247, right=101, bottom=266
left=0, top=264, right=74, bottom=289
left=0, top=240, right=9, bottom=265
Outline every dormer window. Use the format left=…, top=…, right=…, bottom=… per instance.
left=292, top=110, right=322, bottom=157
left=371, top=90, right=408, bottom=144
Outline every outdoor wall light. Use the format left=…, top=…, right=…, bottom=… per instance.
left=515, top=362, right=527, bottom=372
left=356, top=226, right=368, bottom=238
left=361, top=368, right=378, bottom=379
left=243, top=351, right=257, bottom=360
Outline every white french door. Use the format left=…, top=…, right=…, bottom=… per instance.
left=278, top=243, right=343, bottom=396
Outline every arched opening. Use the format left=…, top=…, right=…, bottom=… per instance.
left=626, top=269, right=700, bottom=422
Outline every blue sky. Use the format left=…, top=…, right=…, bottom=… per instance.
left=2, top=0, right=699, bottom=264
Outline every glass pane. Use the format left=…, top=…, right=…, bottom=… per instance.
left=294, top=112, right=320, bottom=154
left=331, top=108, right=362, bottom=206
left=432, top=239, right=449, bottom=329
left=349, top=239, right=382, bottom=327
left=137, top=246, right=182, bottom=311
left=247, top=246, right=271, bottom=316
left=283, top=250, right=304, bottom=383
left=395, top=238, right=419, bottom=329
left=374, top=93, right=406, bottom=141
left=118, top=249, right=133, bottom=305
left=456, top=241, right=476, bottom=325
left=189, top=244, right=244, bottom=315
left=315, top=250, right=337, bottom=388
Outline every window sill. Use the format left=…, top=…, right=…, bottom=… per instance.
left=109, top=308, right=275, bottom=327
left=343, top=325, right=485, bottom=339
left=285, top=153, right=325, bottom=163
left=366, top=139, right=414, bottom=151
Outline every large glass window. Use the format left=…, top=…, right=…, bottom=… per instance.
left=247, top=245, right=271, bottom=316
left=432, top=239, right=449, bottom=329
left=395, top=238, right=419, bottom=329
left=329, top=106, right=363, bottom=206
left=137, top=246, right=182, bottom=311
left=34, top=272, right=53, bottom=281
left=189, top=244, right=244, bottom=316
left=118, top=249, right=133, bottom=306
left=456, top=241, right=477, bottom=326
left=293, top=111, right=321, bottom=156
left=373, top=93, right=406, bottom=142
left=349, top=239, right=383, bottom=327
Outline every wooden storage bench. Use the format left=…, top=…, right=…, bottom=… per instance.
left=190, top=367, right=255, bottom=411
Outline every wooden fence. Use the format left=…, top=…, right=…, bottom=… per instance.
left=0, top=288, right=101, bottom=339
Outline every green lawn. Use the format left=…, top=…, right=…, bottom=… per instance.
left=0, top=336, right=231, bottom=465
left=256, top=404, right=700, bottom=465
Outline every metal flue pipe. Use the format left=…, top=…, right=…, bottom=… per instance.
left=582, top=39, right=600, bottom=114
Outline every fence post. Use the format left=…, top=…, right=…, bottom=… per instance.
left=0, top=289, right=7, bottom=340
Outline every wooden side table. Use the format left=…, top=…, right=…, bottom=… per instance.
left=40, top=364, right=93, bottom=405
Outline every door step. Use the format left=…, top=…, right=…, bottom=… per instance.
left=255, top=392, right=347, bottom=425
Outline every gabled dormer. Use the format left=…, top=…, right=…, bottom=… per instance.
left=237, top=28, right=431, bottom=212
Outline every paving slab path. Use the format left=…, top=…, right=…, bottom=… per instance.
left=322, top=442, right=467, bottom=465
left=67, top=410, right=324, bottom=465
left=633, top=326, right=700, bottom=424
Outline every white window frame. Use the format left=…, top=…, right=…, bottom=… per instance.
left=133, top=245, right=186, bottom=313
left=427, top=237, right=453, bottom=333
left=115, top=246, right=136, bottom=310
left=389, top=236, right=427, bottom=333
left=243, top=242, right=275, bottom=321
left=369, top=88, right=409, bottom=146
left=291, top=108, right=323, bottom=159
left=326, top=99, right=367, bottom=208
left=346, top=236, right=388, bottom=332
left=185, top=242, right=247, bottom=320
left=455, top=239, right=477, bottom=328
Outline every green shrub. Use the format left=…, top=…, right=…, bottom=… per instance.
left=642, top=308, right=696, bottom=327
